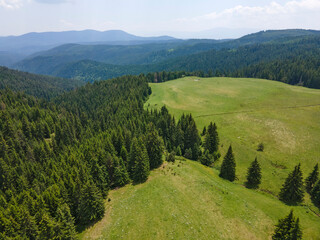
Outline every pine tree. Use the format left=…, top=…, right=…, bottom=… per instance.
left=279, top=164, right=304, bottom=205
left=129, top=138, right=150, bottom=183
left=219, top=145, right=236, bottom=182
left=166, top=151, right=175, bottom=163
left=200, top=150, right=213, bottom=167
left=145, top=123, right=164, bottom=169
left=77, top=181, right=105, bottom=225
left=113, top=156, right=130, bottom=187
left=272, top=210, right=302, bottom=240
left=291, top=218, right=302, bottom=240
left=311, top=180, right=320, bottom=207
left=56, top=203, right=77, bottom=240
left=305, top=163, right=318, bottom=193
left=204, top=122, right=219, bottom=154
left=201, top=126, right=206, bottom=136
left=120, top=146, right=128, bottom=167
left=245, top=157, right=262, bottom=189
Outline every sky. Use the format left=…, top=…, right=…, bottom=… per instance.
left=1, top=0, right=320, bottom=38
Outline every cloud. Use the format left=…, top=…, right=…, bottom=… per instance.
left=34, top=0, right=70, bottom=3
left=173, top=0, right=320, bottom=31
left=0, top=0, right=24, bottom=9
left=34, top=0, right=73, bottom=4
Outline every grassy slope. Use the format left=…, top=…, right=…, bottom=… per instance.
left=81, top=160, right=320, bottom=239
left=146, top=77, right=320, bottom=195
left=81, top=77, right=320, bottom=239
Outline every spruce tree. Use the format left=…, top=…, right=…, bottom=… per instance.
left=245, top=157, right=262, bottom=189
left=113, top=156, right=130, bottom=187
left=166, top=151, right=176, bottom=163
left=77, top=181, right=105, bottom=225
left=272, top=210, right=302, bottom=240
left=56, top=203, right=77, bottom=240
left=201, top=126, right=206, bottom=136
left=129, top=138, right=150, bottom=183
left=311, top=180, right=320, bottom=207
left=219, top=145, right=236, bottom=182
left=305, top=163, right=318, bottom=193
left=146, top=123, right=164, bottom=169
left=279, top=164, right=304, bottom=205
left=204, top=122, right=219, bottom=154
left=200, top=150, right=213, bottom=167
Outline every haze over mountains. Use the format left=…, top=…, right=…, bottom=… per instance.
left=1, top=28, right=320, bottom=88
left=0, top=29, right=177, bottom=66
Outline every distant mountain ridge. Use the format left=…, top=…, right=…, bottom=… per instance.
left=0, top=29, right=177, bottom=56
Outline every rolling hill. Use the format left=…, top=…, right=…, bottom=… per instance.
left=79, top=75, right=320, bottom=240
left=0, top=66, right=84, bottom=99
left=81, top=159, right=320, bottom=240
left=13, top=30, right=320, bottom=87
left=145, top=77, right=320, bottom=194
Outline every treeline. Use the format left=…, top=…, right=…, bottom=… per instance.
left=232, top=56, right=320, bottom=89
left=154, top=36, right=320, bottom=89
left=0, top=66, right=84, bottom=99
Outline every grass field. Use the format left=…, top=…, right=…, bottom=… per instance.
left=81, top=160, right=320, bottom=239
left=145, top=77, right=320, bottom=195
left=81, top=77, right=320, bottom=239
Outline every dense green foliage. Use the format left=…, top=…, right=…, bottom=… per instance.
left=219, top=145, right=236, bottom=182
left=0, top=74, right=173, bottom=239
left=245, top=157, right=262, bottom=189
left=272, top=210, right=302, bottom=240
left=279, top=164, right=304, bottom=205
left=0, top=66, right=83, bottom=99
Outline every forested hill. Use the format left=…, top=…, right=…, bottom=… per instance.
left=36, top=35, right=320, bottom=89
left=0, top=66, right=84, bottom=99
left=0, top=73, right=205, bottom=239
left=154, top=36, right=320, bottom=89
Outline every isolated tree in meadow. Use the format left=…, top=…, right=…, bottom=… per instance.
left=272, top=210, right=302, bottom=240
left=204, top=122, right=219, bottom=154
left=145, top=123, right=164, bottom=169
left=245, top=157, right=262, bottom=189
left=311, top=180, right=320, bottom=207
left=219, top=145, right=236, bottom=182
left=279, top=164, right=304, bottom=205
left=305, top=163, right=318, bottom=193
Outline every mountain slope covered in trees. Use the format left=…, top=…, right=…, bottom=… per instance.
left=13, top=31, right=320, bottom=88
left=0, top=66, right=84, bottom=99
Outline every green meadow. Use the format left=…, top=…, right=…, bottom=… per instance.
left=81, top=160, right=320, bottom=239
left=146, top=77, right=320, bottom=195
left=81, top=77, right=320, bottom=239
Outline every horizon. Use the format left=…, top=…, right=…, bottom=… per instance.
left=1, top=28, right=319, bottom=40
left=1, top=0, right=320, bottom=39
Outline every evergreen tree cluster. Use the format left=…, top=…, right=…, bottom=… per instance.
left=0, top=75, right=168, bottom=239
left=148, top=108, right=201, bottom=161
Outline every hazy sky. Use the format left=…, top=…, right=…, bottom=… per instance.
left=1, top=0, right=320, bottom=37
